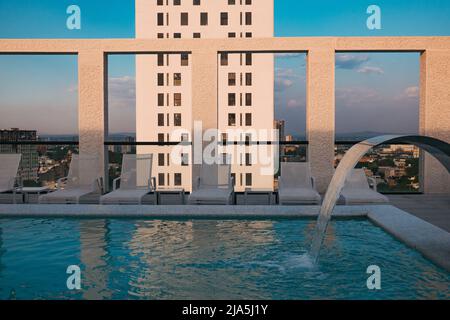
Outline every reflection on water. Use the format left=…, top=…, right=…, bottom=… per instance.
left=0, top=218, right=448, bottom=300
left=79, top=220, right=112, bottom=300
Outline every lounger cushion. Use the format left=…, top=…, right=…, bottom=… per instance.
left=188, top=188, right=232, bottom=204
left=39, top=188, right=93, bottom=204
left=340, top=188, right=389, bottom=205
left=100, top=189, right=150, bottom=204
left=279, top=187, right=321, bottom=204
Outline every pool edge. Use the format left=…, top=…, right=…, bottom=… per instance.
left=368, top=205, right=450, bottom=272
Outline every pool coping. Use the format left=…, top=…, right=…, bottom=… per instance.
left=0, top=204, right=449, bottom=272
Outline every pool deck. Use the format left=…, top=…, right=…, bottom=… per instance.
left=387, top=194, right=450, bottom=232
left=0, top=194, right=448, bottom=272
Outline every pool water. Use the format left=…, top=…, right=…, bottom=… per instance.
left=0, top=218, right=448, bottom=300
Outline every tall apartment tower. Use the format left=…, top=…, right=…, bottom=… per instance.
left=135, top=0, right=274, bottom=192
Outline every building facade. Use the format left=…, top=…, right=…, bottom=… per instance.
left=135, top=0, right=274, bottom=191
left=0, top=128, right=39, bottom=183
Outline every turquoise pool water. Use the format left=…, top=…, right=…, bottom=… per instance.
left=0, top=218, right=448, bottom=300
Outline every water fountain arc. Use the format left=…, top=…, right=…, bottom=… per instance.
left=310, top=135, right=450, bottom=263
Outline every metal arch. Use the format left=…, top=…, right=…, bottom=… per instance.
left=310, top=135, right=450, bottom=263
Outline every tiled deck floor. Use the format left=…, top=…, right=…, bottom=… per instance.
left=388, top=194, right=450, bottom=232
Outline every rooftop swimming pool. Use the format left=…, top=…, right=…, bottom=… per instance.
left=0, top=218, right=448, bottom=300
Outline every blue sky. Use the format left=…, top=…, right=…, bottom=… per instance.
left=0, top=0, right=449, bottom=136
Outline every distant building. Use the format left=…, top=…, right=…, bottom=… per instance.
left=274, top=120, right=286, bottom=142
left=108, top=136, right=135, bottom=154
left=0, top=128, right=39, bottom=182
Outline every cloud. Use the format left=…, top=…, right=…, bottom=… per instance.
left=394, top=86, right=420, bottom=102
left=67, top=84, right=78, bottom=93
left=275, top=53, right=304, bottom=59
left=336, top=87, right=381, bottom=107
left=108, top=76, right=136, bottom=108
left=275, top=78, right=294, bottom=92
left=357, top=66, right=384, bottom=74
left=404, top=86, right=419, bottom=98
left=336, top=54, right=370, bottom=70
left=274, top=68, right=301, bottom=92
left=287, top=99, right=303, bottom=109
left=275, top=67, right=300, bottom=79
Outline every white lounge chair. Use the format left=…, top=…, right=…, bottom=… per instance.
left=100, top=154, right=155, bottom=205
left=278, top=162, right=321, bottom=205
left=188, top=163, right=234, bottom=205
left=340, top=169, right=389, bottom=205
left=0, top=154, right=22, bottom=204
left=39, top=154, right=102, bottom=204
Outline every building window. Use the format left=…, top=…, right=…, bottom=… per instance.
left=157, top=54, right=164, bottom=66
left=181, top=133, right=189, bottom=142
left=228, top=73, right=236, bottom=86
left=174, top=93, right=182, bottom=106
left=200, top=12, right=208, bottom=25
left=174, top=73, right=181, bottom=86
left=245, top=32, right=252, bottom=38
left=193, top=0, right=200, bottom=5
left=157, top=0, right=164, bottom=5
left=221, top=133, right=228, bottom=143
left=245, top=173, right=252, bottom=186
left=181, top=12, right=188, bottom=26
left=220, top=53, right=228, bottom=66
left=157, top=13, right=164, bottom=26
left=157, top=33, right=164, bottom=39
left=174, top=113, right=182, bottom=126
left=174, top=0, right=181, bottom=5
left=193, top=32, right=201, bottom=38
left=181, top=53, right=189, bottom=66
left=158, top=134, right=165, bottom=143
left=246, top=0, right=252, bottom=4
left=245, top=153, right=251, bottom=166
left=221, top=12, right=228, bottom=26
left=158, top=173, right=165, bottom=186
left=174, top=173, right=182, bottom=186
left=245, top=12, right=252, bottom=25
left=157, top=73, right=164, bottom=86
left=228, top=93, right=236, bottom=106
left=228, top=0, right=235, bottom=4
left=228, top=113, right=236, bottom=126
left=245, top=73, right=252, bottom=86
left=158, top=113, right=165, bottom=126
left=245, top=53, right=252, bottom=66
left=158, top=93, right=164, bottom=107
left=245, top=93, right=252, bottom=106
left=245, top=113, right=252, bottom=126
left=228, top=32, right=236, bottom=38
left=181, top=153, right=189, bottom=166
left=158, top=153, right=165, bottom=166
left=174, top=33, right=181, bottom=38
left=219, top=153, right=226, bottom=165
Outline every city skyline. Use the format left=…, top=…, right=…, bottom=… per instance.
left=1, top=1, right=449, bottom=135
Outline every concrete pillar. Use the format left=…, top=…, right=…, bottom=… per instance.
left=191, top=48, right=218, bottom=184
left=306, top=48, right=335, bottom=193
left=78, top=51, right=108, bottom=189
left=420, top=50, right=450, bottom=194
